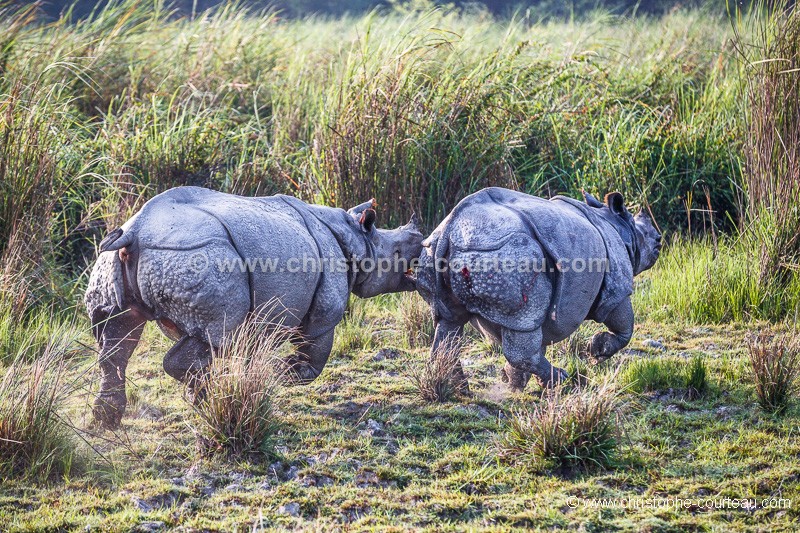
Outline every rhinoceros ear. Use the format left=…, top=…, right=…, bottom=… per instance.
left=359, top=208, right=377, bottom=232
left=581, top=189, right=604, bottom=208
left=406, top=212, right=421, bottom=231
left=605, top=192, right=627, bottom=216
left=348, top=198, right=377, bottom=218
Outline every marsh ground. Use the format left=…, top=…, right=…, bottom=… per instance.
left=2, top=292, right=797, bottom=532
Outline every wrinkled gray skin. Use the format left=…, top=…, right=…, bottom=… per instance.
left=415, top=187, right=661, bottom=391
left=85, top=187, right=423, bottom=428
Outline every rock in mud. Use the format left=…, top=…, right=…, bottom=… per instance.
left=643, top=338, right=666, bottom=350
left=278, top=502, right=301, bottom=517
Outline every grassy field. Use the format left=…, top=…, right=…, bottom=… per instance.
left=1, top=297, right=799, bottom=531
left=2, top=1, right=800, bottom=531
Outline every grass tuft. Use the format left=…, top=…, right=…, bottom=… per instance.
left=332, top=300, right=376, bottom=359
left=684, top=355, right=708, bottom=400
left=746, top=330, right=800, bottom=416
left=496, top=381, right=622, bottom=473
left=191, top=317, right=290, bottom=458
left=619, top=357, right=684, bottom=394
left=407, top=339, right=466, bottom=403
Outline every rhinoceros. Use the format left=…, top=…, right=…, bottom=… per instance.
left=85, top=186, right=423, bottom=428
left=415, top=187, right=662, bottom=390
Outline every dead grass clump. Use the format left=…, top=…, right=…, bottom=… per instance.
left=0, top=324, right=80, bottom=480
left=746, top=331, right=800, bottom=415
left=407, top=339, right=467, bottom=403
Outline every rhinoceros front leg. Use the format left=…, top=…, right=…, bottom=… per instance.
left=163, top=335, right=212, bottom=402
left=502, top=328, right=566, bottom=390
left=286, top=328, right=335, bottom=384
left=588, top=298, right=634, bottom=365
left=431, top=319, right=470, bottom=393
left=92, top=308, right=146, bottom=429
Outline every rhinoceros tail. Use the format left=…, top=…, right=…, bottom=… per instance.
left=99, top=227, right=135, bottom=253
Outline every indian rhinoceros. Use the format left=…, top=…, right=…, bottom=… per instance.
left=415, top=187, right=662, bottom=390
left=85, top=186, right=423, bottom=428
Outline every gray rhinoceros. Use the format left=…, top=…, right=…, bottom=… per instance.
left=415, top=187, right=661, bottom=390
left=85, top=186, right=423, bottom=428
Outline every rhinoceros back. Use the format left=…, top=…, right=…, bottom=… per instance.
left=441, top=188, right=607, bottom=336
left=128, top=187, right=326, bottom=342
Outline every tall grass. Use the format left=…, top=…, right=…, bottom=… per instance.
left=0, top=320, right=83, bottom=480
left=0, top=1, right=791, bottom=327
left=1, top=2, right=741, bottom=242
left=734, top=1, right=800, bottom=288
left=397, top=292, right=434, bottom=349
left=635, top=236, right=800, bottom=323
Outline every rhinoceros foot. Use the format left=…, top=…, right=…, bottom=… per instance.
left=588, top=332, right=615, bottom=365
left=501, top=363, right=531, bottom=392
left=184, top=377, right=208, bottom=406
left=452, top=365, right=471, bottom=395
left=283, top=362, right=322, bottom=385
left=92, top=391, right=126, bottom=429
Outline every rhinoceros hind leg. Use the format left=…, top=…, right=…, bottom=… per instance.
left=92, top=307, right=146, bottom=429
left=588, top=299, right=634, bottom=365
left=163, top=335, right=212, bottom=402
left=470, top=318, right=528, bottom=389
left=469, top=317, right=501, bottom=347
left=286, top=328, right=335, bottom=384
left=501, top=363, right=532, bottom=392
left=502, top=328, right=566, bottom=389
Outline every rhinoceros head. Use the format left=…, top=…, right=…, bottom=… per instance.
left=583, top=190, right=662, bottom=275
left=633, top=209, right=662, bottom=274
left=348, top=201, right=424, bottom=298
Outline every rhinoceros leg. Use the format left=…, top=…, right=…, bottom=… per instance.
left=287, top=328, right=335, bottom=384
left=501, top=363, right=533, bottom=392
left=501, top=328, right=566, bottom=389
left=589, top=298, right=634, bottom=365
left=431, top=319, right=470, bottom=393
left=91, top=307, right=146, bottom=429
left=470, top=317, right=501, bottom=346
left=470, top=317, right=532, bottom=390
left=162, top=335, right=212, bottom=401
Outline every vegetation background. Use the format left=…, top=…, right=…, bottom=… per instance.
left=23, top=0, right=720, bottom=19
left=0, top=0, right=799, bottom=530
